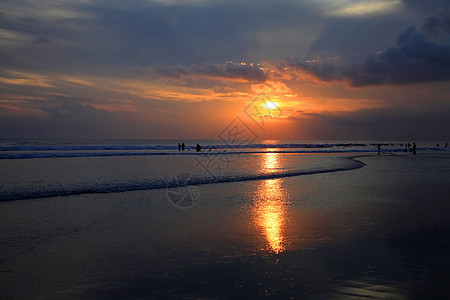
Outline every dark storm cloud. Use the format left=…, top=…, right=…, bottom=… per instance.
left=156, top=62, right=269, bottom=83
left=293, top=7, right=450, bottom=87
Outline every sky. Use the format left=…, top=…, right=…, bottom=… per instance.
left=1, top=0, right=449, bottom=141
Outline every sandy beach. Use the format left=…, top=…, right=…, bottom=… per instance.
left=1, top=151, right=450, bottom=299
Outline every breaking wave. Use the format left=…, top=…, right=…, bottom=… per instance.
left=0, top=156, right=365, bottom=201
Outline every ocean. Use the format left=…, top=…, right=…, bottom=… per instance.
left=1, top=139, right=444, bottom=202
left=1, top=139, right=450, bottom=298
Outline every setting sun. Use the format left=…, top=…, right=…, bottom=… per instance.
left=264, top=101, right=279, bottom=110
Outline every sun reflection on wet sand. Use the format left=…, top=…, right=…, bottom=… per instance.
left=254, top=152, right=289, bottom=254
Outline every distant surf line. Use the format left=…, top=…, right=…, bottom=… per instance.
left=0, top=142, right=370, bottom=152
left=0, top=149, right=408, bottom=159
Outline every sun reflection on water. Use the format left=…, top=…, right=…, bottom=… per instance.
left=253, top=152, right=289, bottom=254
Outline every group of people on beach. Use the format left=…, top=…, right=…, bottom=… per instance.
left=177, top=142, right=202, bottom=152
left=377, top=141, right=448, bottom=155
left=402, top=142, right=417, bottom=154
left=377, top=142, right=417, bottom=155
left=177, top=142, right=185, bottom=151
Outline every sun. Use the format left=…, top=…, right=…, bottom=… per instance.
left=264, top=101, right=279, bottom=110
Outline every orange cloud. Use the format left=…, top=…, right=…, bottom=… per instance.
left=0, top=70, right=54, bottom=87
left=251, top=80, right=292, bottom=94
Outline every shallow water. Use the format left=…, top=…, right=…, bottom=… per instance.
left=1, top=148, right=450, bottom=298
left=0, top=151, right=363, bottom=201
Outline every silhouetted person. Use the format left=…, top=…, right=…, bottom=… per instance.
left=178, top=143, right=181, bottom=151
left=181, top=143, right=185, bottom=151
left=445, top=143, right=449, bottom=148
left=437, top=143, right=440, bottom=148
left=413, top=142, right=416, bottom=155
left=377, top=144, right=381, bottom=155
left=196, top=143, right=202, bottom=152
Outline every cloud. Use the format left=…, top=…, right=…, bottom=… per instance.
left=403, top=0, right=450, bottom=14
left=0, top=95, right=123, bottom=138
left=293, top=7, right=450, bottom=87
left=1, top=0, right=449, bottom=140
left=422, top=6, right=450, bottom=37
left=0, top=0, right=327, bottom=72
left=40, top=95, right=119, bottom=122
left=320, top=0, right=402, bottom=18
left=156, top=62, right=269, bottom=83
left=0, top=70, right=54, bottom=87
left=250, top=80, right=292, bottom=94
left=34, top=36, right=50, bottom=44
left=290, top=103, right=450, bottom=141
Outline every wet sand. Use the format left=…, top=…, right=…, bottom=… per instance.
left=1, top=152, right=450, bottom=299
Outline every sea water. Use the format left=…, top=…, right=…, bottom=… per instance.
left=2, top=139, right=450, bottom=298
left=0, top=139, right=444, bottom=202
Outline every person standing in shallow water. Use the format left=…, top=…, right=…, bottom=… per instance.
left=181, top=143, right=185, bottom=151
left=178, top=143, right=181, bottom=151
left=413, top=142, right=416, bottom=155
left=196, top=143, right=202, bottom=152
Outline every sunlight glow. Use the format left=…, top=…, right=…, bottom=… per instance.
left=264, top=101, right=279, bottom=110
left=258, top=179, right=285, bottom=253
left=253, top=152, right=288, bottom=254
